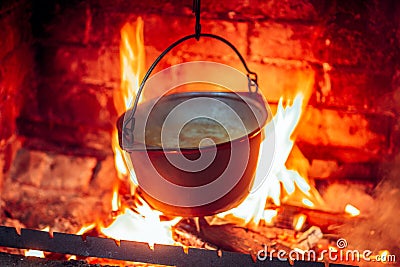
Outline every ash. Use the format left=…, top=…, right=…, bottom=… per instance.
left=338, top=153, right=400, bottom=266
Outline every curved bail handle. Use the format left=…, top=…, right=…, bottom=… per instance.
left=193, top=0, right=201, bottom=40
left=122, top=33, right=259, bottom=151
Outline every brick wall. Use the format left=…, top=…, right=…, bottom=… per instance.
left=12, top=0, right=400, bottom=165
left=0, top=0, right=35, bottom=191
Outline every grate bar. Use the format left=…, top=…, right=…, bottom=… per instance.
left=0, top=226, right=356, bottom=267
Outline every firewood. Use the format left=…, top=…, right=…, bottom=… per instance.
left=270, top=203, right=363, bottom=233
left=174, top=218, right=293, bottom=259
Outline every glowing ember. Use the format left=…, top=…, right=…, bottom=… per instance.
left=344, top=204, right=360, bottom=217
left=376, top=250, right=393, bottom=264
left=379, top=250, right=390, bottom=257
left=25, top=249, right=45, bottom=258
left=293, top=214, right=307, bottom=231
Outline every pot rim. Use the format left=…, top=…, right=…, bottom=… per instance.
left=119, top=91, right=269, bottom=153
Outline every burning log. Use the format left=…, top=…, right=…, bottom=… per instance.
left=174, top=217, right=297, bottom=259
left=173, top=202, right=361, bottom=257
left=270, top=203, right=363, bottom=233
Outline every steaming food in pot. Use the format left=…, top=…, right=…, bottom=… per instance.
left=134, top=92, right=265, bottom=150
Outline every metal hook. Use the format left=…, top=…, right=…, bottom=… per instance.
left=193, top=0, right=201, bottom=40
left=247, top=74, right=259, bottom=93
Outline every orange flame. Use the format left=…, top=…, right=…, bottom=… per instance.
left=111, top=184, right=120, bottom=212
left=302, top=198, right=314, bottom=208
left=263, top=209, right=278, bottom=225
left=76, top=223, right=96, bottom=236
left=112, top=135, right=129, bottom=180
left=115, top=17, right=146, bottom=114
left=219, top=93, right=324, bottom=225
left=108, top=17, right=324, bottom=241
left=377, top=250, right=392, bottom=264
left=103, top=18, right=180, bottom=248
left=101, top=205, right=180, bottom=248
left=112, top=17, right=146, bottom=181
left=293, top=214, right=307, bottom=231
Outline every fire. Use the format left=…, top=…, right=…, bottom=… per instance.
left=344, top=204, right=360, bottom=217
left=293, top=214, right=307, bottom=231
left=101, top=17, right=179, bottom=248
left=101, top=199, right=180, bottom=248
left=17, top=16, right=368, bottom=264
left=368, top=250, right=394, bottom=264
left=379, top=250, right=390, bottom=259
left=25, top=249, right=45, bottom=258
left=112, top=17, right=146, bottom=180
left=263, top=209, right=278, bottom=225
left=112, top=138, right=128, bottom=179
left=76, top=223, right=96, bottom=235
left=302, top=198, right=314, bottom=208
left=106, top=16, right=324, bottom=249
left=115, top=17, right=146, bottom=114
left=111, top=185, right=120, bottom=212
left=219, top=93, right=324, bottom=225
left=376, top=250, right=393, bottom=264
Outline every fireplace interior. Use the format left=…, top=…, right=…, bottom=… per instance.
left=0, top=0, right=399, bottom=266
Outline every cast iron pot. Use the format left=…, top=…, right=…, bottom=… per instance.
left=117, top=33, right=270, bottom=216
left=117, top=91, right=268, bottom=217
